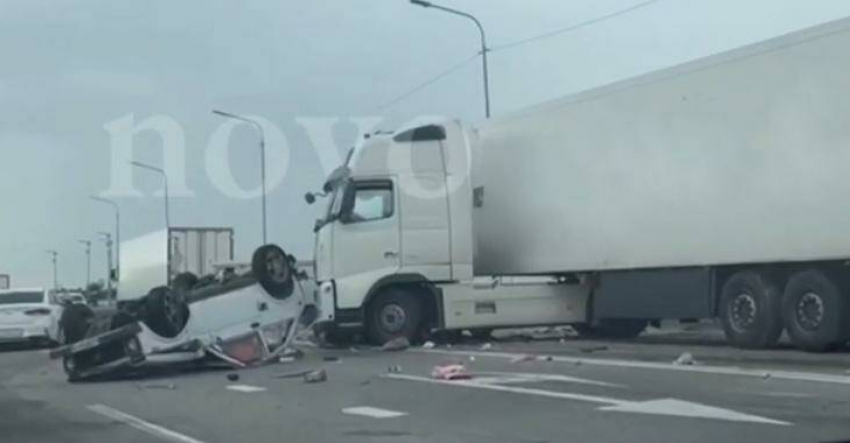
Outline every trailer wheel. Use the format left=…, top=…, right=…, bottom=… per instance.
left=251, top=245, right=294, bottom=300
left=719, top=271, right=783, bottom=349
left=782, top=269, right=848, bottom=352
left=145, top=287, right=188, bottom=338
left=573, top=319, right=648, bottom=339
left=366, top=287, right=423, bottom=345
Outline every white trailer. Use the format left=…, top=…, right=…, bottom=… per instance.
left=308, top=16, right=850, bottom=351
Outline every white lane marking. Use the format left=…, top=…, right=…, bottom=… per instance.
left=475, top=372, right=622, bottom=387
left=342, top=406, right=408, bottom=419
left=599, top=399, right=790, bottom=425
left=385, top=374, right=790, bottom=426
left=416, top=349, right=850, bottom=386
left=226, top=384, right=267, bottom=393
left=87, top=404, right=205, bottom=443
left=753, top=391, right=814, bottom=398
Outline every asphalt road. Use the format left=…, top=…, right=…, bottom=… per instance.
left=2, top=335, right=850, bottom=443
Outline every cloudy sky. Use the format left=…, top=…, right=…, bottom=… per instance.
left=2, top=0, right=849, bottom=288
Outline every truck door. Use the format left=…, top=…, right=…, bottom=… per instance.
left=332, top=179, right=400, bottom=309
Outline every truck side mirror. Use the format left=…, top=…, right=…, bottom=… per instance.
left=304, top=193, right=316, bottom=205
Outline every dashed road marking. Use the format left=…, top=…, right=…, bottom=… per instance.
left=342, top=406, right=408, bottom=419
left=88, top=404, right=205, bottom=443
left=226, top=384, right=267, bottom=393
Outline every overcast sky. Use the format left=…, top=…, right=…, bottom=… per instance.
left=2, top=0, right=850, bottom=288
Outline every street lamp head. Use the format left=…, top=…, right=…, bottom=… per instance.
left=410, top=0, right=432, bottom=7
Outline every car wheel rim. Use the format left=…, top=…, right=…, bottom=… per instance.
left=265, top=251, right=290, bottom=283
left=730, top=292, right=758, bottom=332
left=796, top=292, right=824, bottom=331
left=163, top=293, right=182, bottom=327
left=379, top=303, right=407, bottom=333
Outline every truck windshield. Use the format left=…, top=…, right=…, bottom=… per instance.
left=0, top=291, right=44, bottom=304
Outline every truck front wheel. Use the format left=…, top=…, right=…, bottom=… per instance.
left=782, top=269, right=848, bottom=352
left=719, top=271, right=783, bottom=349
left=366, top=287, right=423, bottom=345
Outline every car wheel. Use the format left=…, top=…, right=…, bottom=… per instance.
left=251, top=245, right=294, bottom=300
left=719, top=270, right=783, bottom=349
left=572, top=319, right=648, bottom=339
left=366, top=287, right=423, bottom=345
left=145, top=287, right=188, bottom=338
left=782, top=269, right=848, bottom=352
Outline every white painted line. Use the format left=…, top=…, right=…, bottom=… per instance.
left=475, top=371, right=622, bottom=387
left=385, top=374, right=790, bottom=426
left=416, top=349, right=850, bottom=386
left=600, top=398, right=791, bottom=425
left=87, top=404, right=205, bottom=443
left=342, top=406, right=408, bottom=419
left=226, top=384, right=267, bottom=393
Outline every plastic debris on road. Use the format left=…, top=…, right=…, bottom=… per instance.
left=480, top=343, right=493, bottom=351
left=673, top=352, right=697, bottom=366
left=381, top=337, right=410, bottom=352
left=431, top=364, right=471, bottom=380
left=422, top=341, right=436, bottom=349
left=227, top=373, right=240, bottom=381
left=304, top=369, right=328, bottom=383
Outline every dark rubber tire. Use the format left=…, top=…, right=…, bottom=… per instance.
left=782, top=269, right=849, bottom=353
left=719, top=271, right=784, bottom=349
left=252, top=245, right=294, bottom=300
left=366, top=287, right=423, bottom=346
left=144, top=287, right=188, bottom=338
left=572, top=319, right=648, bottom=339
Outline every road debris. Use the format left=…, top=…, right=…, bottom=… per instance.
left=274, top=369, right=316, bottom=379
left=673, top=352, right=697, bottom=366
left=762, top=372, right=772, bottom=380
left=227, top=373, right=240, bottom=381
left=480, top=343, right=493, bottom=351
left=304, top=369, right=328, bottom=383
left=422, top=341, right=436, bottom=349
left=278, top=356, right=297, bottom=363
left=510, top=354, right=538, bottom=363
left=469, top=356, right=476, bottom=362
left=135, top=382, right=176, bottom=390
left=323, top=355, right=341, bottom=362
left=431, top=364, right=472, bottom=380
left=579, top=345, right=609, bottom=353
left=387, top=365, right=403, bottom=373
left=381, top=337, right=410, bottom=352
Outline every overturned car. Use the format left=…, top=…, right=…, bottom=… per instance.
left=50, top=239, right=317, bottom=382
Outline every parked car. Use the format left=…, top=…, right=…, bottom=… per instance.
left=0, top=288, right=63, bottom=346
left=61, top=293, right=87, bottom=305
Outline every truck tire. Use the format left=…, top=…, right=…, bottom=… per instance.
left=252, top=245, right=294, bottom=300
left=145, top=287, right=188, bottom=338
left=366, top=287, right=423, bottom=345
left=572, top=319, right=648, bottom=339
left=782, top=269, right=848, bottom=352
left=719, top=271, right=783, bottom=349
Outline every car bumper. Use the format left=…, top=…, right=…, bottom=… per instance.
left=0, top=326, right=50, bottom=343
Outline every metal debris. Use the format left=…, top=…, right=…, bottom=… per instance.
left=304, top=369, right=328, bottom=383
left=673, top=352, right=697, bottom=366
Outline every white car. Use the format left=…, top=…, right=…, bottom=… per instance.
left=0, top=288, right=62, bottom=346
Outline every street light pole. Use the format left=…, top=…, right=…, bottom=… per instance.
left=90, top=196, right=120, bottom=280
left=46, top=250, right=58, bottom=290
left=78, top=240, right=91, bottom=287
left=410, top=0, right=491, bottom=118
left=98, top=232, right=113, bottom=294
left=212, top=110, right=268, bottom=245
left=130, top=161, right=171, bottom=230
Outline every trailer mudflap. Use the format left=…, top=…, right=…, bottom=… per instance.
left=49, top=322, right=142, bottom=360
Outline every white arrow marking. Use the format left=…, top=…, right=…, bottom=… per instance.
left=599, top=399, right=790, bottom=425
left=385, top=374, right=790, bottom=426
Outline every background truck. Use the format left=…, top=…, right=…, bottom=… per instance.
left=308, top=15, right=850, bottom=352
left=118, top=227, right=234, bottom=302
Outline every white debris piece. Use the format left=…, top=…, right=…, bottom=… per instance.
left=480, top=343, right=493, bottom=351
left=673, top=352, right=697, bottom=366
left=422, top=341, right=436, bottom=349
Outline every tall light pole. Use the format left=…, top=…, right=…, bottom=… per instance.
left=410, top=0, right=491, bottom=118
left=98, top=232, right=114, bottom=295
left=78, top=240, right=91, bottom=287
left=212, top=110, right=268, bottom=245
left=90, top=196, right=120, bottom=280
left=130, top=161, right=171, bottom=230
left=46, top=250, right=58, bottom=290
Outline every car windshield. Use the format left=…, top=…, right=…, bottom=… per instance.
left=0, top=291, right=44, bottom=304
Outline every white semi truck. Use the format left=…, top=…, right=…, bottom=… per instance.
left=308, top=16, right=850, bottom=352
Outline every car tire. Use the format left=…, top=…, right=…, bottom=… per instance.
left=572, top=319, right=648, bottom=339
left=719, top=270, right=784, bottom=349
left=252, top=245, right=294, bottom=300
left=145, top=287, right=188, bottom=338
left=782, top=269, right=849, bottom=352
left=366, top=287, right=423, bottom=345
